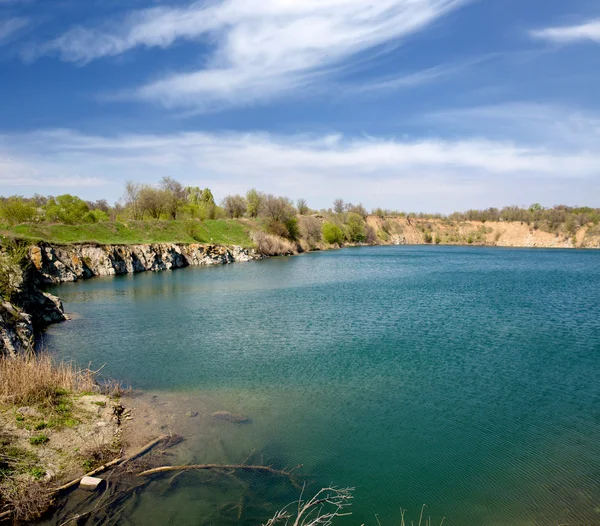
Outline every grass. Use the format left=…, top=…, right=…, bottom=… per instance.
left=0, top=219, right=254, bottom=247
left=0, top=353, right=98, bottom=408
left=0, top=353, right=105, bottom=520
left=29, top=434, right=49, bottom=446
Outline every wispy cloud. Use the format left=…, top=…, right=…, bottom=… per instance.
left=41, top=0, right=468, bottom=110
left=531, top=19, right=600, bottom=44
left=1, top=119, right=599, bottom=211
left=0, top=16, right=28, bottom=44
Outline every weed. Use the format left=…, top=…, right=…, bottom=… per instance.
left=29, top=434, right=49, bottom=446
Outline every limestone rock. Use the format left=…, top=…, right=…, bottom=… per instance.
left=79, top=476, right=106, bottom=491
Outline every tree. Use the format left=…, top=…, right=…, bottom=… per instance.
left=345, top=212, right=366, bottom=242
left=333, top=199, right=345, bottom=214
left=124, top=181, right=143, bottom=220
left=322, top=222, right=345, bottom=245
left=0, top=197, right=37, bottom=225
left=346, top=203, right=367, bottom=218
left=160, top=177, right=186, bottom=220
left=246, top=189, right=264, bottom=218
left=296, top=198, right=309, bottom=215
left=138, top=186, right=167, bottom=219
left=261, top=195, right=296, bottom=222
left=45, top=195, right=90, bottom=224
left=222, top=195, right=247, bottom=218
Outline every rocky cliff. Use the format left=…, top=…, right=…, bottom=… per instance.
left=1, top=243, right=261, bottom=356
left=29, top=243, right=262, bottom=284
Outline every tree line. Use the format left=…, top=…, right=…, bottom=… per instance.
left=1, top=177, right=599, bottom=244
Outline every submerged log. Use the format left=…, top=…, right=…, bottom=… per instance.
left=137, top=463, right=300, bottom=481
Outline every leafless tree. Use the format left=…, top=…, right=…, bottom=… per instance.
left=261, top=195, right=296, bottom=222
left=124, top=181, right=143, bottom=220
left=138, top=186, right=166, bottom=219
left=297, top=198, right=309, bottom=215
left=299, top=216, right=322, bottom=247
left=222, top=194, right=248, bottom=218
left=333, top=199, right=345, bottom=214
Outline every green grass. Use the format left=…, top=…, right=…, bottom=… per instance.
left=0, top=219, right=254, bottom=247
left=29, top=434, right=49, bottom=446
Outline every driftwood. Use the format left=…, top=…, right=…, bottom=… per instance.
left=138, top=463, right=300, bottom=479
left=52, top=435, right=169, bottom=494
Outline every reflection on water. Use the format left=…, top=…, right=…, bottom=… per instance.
left=46, top=247, right=600, bottom=525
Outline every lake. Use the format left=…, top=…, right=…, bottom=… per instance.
left=46, top=246, right=600, bottom=525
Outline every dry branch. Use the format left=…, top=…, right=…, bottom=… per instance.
left=52, top=435, right=169, bottom=494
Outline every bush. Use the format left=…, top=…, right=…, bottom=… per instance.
left=345, top=213, right=367, bottom=242
left=322, top=223, right=345, bottom=245
left=0, top=197, right=37, bottom=225
left=44, top=195, right=90, bottom=224
left=299, top=216, right=322, bottom=247
left=252, top=231, right=297, bottom=256
left=423, top=231, right=433, bottom=244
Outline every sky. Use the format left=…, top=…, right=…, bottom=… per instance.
left=1, top=0, right=600, bottom=213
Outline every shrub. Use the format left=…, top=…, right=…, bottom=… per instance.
left=299, top=216, right=322, bottom=247
left=29, top=434, right=49, bottom=446
left=322, top=223, right=345, bottom=245
left=252, top=231, right=298, bottom=256
left=0, top=197, right=37, bottom=225
left=345, top=213, right=367, bottom=242
left=423, top=231, right=433, bottom=244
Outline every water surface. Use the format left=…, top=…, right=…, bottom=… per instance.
left=46, top=246, right=600, bottom=525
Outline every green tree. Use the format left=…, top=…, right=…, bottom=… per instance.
left=246, top=189, right=263, bottom=218
left=45, top=195, right=90, bottom=224
left=322, top=222, right=345, bottom=245
left=0, top=197, right=37, bottom=225
left=345, top=213, right=366, bottom=242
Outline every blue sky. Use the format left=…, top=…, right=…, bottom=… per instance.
left=1, top=0, right=599, bottom=212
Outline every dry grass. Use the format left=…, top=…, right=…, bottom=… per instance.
left=0, top=478, right=50, bottom=522
left=252, top=231, right=298, bottom=256
left=0, top=353, right=99, bottom=408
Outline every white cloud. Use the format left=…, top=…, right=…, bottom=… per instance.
left=0, top=16, right=28, bottom=44
left=531, top=19, right=600, bottom=44
left=42, top=0, right=468, bottom=109
left=1, top=121, right=599, bottom=211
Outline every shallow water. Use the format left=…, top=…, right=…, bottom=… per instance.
left=46, top=246, right=600, bottom=525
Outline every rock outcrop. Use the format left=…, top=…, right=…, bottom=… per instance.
left=30, top=243, right=261, bottom=284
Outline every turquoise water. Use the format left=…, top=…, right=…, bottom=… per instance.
left=46, top=246, right=600, bottom=525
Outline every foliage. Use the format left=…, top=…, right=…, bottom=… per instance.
left=345, top=213, right=366, bottom=242
left=322, top=222, right=345, bottom=245
left=246, top=188, right=263, bottom=218
left=45, top=195, right=91, bottom=224
left=0, top=197, right=37, bottom=225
